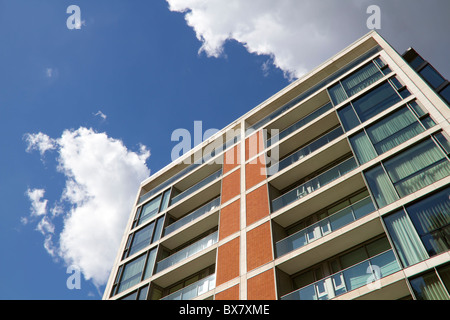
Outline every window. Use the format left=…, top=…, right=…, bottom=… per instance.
left=383, top=139, right=450, bottom=198
left=351, top=81, right=402, bottom=123
left=364, top=165, right=399, bottom=208
left=409, top=268, right=450, bottom=300
left=364, top=138, right=450, bottom=208
left=383, top=210, right=428, bottom=267
left=366, top=107, right=424, bottom=155
left=337, top=80, right=404, bottom=132
left=328, top=60, right=385, bottom=106
left=434, top=131, right=450, bottom=155
left=123, top=216, right=165, bottom=259
left=349, top=131, right=377, bottom=165
left=116, top=254, right=147, bottom=294
left=419, top=65, right=446, bottom=89
left=338, top=104, right=360, bottom=131
left=133, top=189, right=171, bottom=228
left=439, top=84, right=450, bottom=104
left=111, top=248, right=158, bottom=297
left=408, top=55, right=425, bottom=70
left=405, top=188, right=450, bottom=257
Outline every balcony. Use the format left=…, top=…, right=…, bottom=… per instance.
left=156, top=231, right=219, bottom=274
left=266, top=102, right=333, bottom=147
left=271, top=157, right=358, bottom=213
left=268, top=126, right=344, bottom=176
left=164, top=197, right=221, bottom=236
left=168, top=167, right=222, bottom=218
left=275, top=196, right=376, bottom=258
left=160, top=274, right=216, bottom=300
left=171, top=169, right=222, bottom=206
left=280, top=249, right=401, bottom=300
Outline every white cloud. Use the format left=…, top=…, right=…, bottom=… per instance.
left=25, top=127, right=150, bottom=288
left=94, top=110, right=107, bottom=120
left=166, top=0, right=373, bottom=79
left=165, top=0, right=450, bottom=80
left=26, top=188, right=48, bottom=216
left=24, top=132, right=57, bottom=156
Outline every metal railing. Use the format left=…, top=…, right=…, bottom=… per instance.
left=271, top=157, right=358, bottom=212
left=281, top=249, right=401, bottom=300
left=275, top=196, right=375, bottom=257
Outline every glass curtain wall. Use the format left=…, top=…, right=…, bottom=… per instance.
left=409, top=266, right=450, bottom=300
left=328, top=60, right=387, bottom=106
left=364, top=138, right=450, bottom=208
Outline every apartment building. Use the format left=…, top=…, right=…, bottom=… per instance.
left=103, top=31, right=450, bottom=301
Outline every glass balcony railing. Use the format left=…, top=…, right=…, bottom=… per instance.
left=268, top=126, right=344, bottom=176
left=281, top=249, right=401, bottom=300
left=138, top=134, right=239, bottom=205
left=170, top=169, right=222, bottom=206
left=271, top=157, right=358, bottom=212
left=275, top=196, right=376, bottom=257
left=156, top=231, right=218, bottom=273
left=164, top=197, right=221, bottom=236
left=267, top=102, right=333, bottom=147
left=161, top=274, right=216, bottom=300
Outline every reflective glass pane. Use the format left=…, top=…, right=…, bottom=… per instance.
left=364, top=165, right=399, bottom=208
left=420, top=65, right=445, bottom=89
left=383, top=210, right=428, bottom=267
left=341, top=62, right=383, bottom=97
left=343, top=260, right=370, bottom=292
left=410, top=271, right=450, bottom=300
left=366, top=107, right=424, bottom=154
left=406, top=188, right=450, bottom=256
left=338, top=104, right=360, bottom=131
left=351, top=82, right=402, bottom=123
left=440, top=84, right=450, bottom=104
left=384, top=139, right=450, bottom=197
left=139, top=195, right=162, bottom=225
left=350, top=131, right=377, bottom=164
left=328, top=83, right=347, bottom=106
left=129, top=223, right=154, bottom=256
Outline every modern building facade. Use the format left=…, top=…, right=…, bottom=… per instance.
left=103, top=31, right=450, bottom=301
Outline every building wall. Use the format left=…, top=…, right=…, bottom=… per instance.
left=103, top=31, right=450, bottom=301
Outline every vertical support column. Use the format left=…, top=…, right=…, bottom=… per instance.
left=216, top=143, right=241, bottom=297
left=244, top=128, right=276, bottom=300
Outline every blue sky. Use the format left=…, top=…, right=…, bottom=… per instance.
left=0, top=0, right=448, bottom=299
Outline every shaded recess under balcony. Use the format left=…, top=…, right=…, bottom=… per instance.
left=276, top=236, right=402, bottom=300
left=152, top=229, right=218, bottom=288
left=167, top=164, right=222, bottom=218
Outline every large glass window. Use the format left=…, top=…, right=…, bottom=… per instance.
left=405, top=188, right=450, bottom=257
left=364, top=165, right=399, bottom=208
left=366, top=107, right=425, bottom=154
left=133, top=189, right=171, bottom=228
left=351, top=82, right=402, bottom=124
left=112, top=248, right=158, bottom=297
left=337, top=80, right=404, bottom=132
left=350, top=105, right=429, bottom=165
left=337, top=104, right=361, bottom=131
left=439, top=84, right=450, bottom=104
left=364, top=138, right=450, bottom=208
left=349, top=131, right=377, bottom=165
left=116, top=254, right=147, bottom=294
left=383, top=210, right=428, bottom=267
left=123, top=216, right=165, bottom=259
left=328, top=61, right=385, bottom=106
left=410, top=269, right=450, bottom=300
left=419, top=65, right=446, bottom=89
left=383, top=139, right=450, bottom=198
